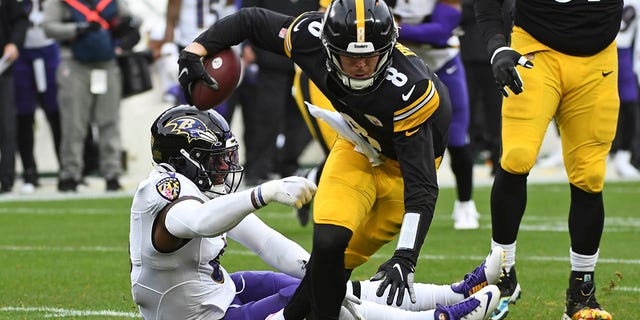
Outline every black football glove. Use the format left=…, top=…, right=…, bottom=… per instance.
left=490, top=46, right=533, bottom=97
left=370, top=250, right=416, bottom=306
left=76, top=21, right=102, bottom=36
left=177, top=51, right=219, bottom=105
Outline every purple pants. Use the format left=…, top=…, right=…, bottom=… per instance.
left=435, top=55, right=470, bottom=147
left=13, top=43, right=60, bottom=115
left=618, top=47, right=638, bottom=103
left=225, top=271, right=300, bottom=320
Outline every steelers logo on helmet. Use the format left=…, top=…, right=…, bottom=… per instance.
left=321, top=0, right=398, bottom=94
left=151, top=105, right=244, bottom=198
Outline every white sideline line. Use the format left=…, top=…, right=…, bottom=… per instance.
left=0, top=208, right=122, bottom=215
left=616, top=286, right=640, bottom=292
left=2, top=206, right=640, bottom=228
left=0, top=306, right=139, bottom=318
left=0, top=191, right=133, bottom=202
left=0, top=245, right=121, bottom=252
left=1, top=245, right=639, bottom=265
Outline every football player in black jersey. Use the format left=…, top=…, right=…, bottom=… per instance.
left=475, top=0, right=621, bottom=319
left=175, top=0, right=465, bottom=319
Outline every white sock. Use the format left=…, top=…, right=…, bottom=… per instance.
left=353, top=280, right=462, bottom=311
left=570, top=248, right=598, bottom=272
left=339, top=300, right=435, bottom=320
left=492, top=239, right=516, bottom=271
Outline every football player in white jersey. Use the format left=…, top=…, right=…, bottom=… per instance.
left=392, top=0, right=481, bottom=230
left=129, top=105, right=502, bottom=320
left=164, top=0, right=237, bottom=50
left=160, top=0, right=238, bottom=109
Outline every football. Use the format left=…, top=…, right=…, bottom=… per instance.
left=190, top=48, right=242, bottom=111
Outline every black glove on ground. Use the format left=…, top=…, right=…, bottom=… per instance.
left=370, top=250, right=416, bottom=306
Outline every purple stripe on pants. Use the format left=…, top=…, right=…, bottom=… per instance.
left=225, top=271, right=301, bottom=320
left=435, top=55, right=470, bottom=147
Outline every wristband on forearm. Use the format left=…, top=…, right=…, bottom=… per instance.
left=397, top=212, right=420, bottom=250
left=396, top=212, right=421, bottom=264
left=487, top=34, right=508, bottom=59
left=250, top=186, right=267, bottom=209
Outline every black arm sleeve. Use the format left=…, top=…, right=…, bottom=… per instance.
left=474, top=0, right=508, bottom=56
left=195, top=7, right=295, bottom=57
left=392, top=124, right=438, bottom=263
left=393, top=124, right=438, bottom=216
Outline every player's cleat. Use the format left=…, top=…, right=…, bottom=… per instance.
left=452, top=200, right=480, bottom=230
left=434, top=285, right=501, bottom=320
left=561, top=281, right=612, bottom=320
left=490, top=267, right=521, bottom=320
left=452, top=247, right=505, bottom=298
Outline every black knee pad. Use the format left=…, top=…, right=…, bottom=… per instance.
left=312, top=224, right=352, bottom=258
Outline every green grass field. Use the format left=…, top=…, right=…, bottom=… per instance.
left=1, top=181, right=639, bottom=319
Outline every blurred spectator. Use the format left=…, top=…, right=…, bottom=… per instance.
left=291, top=67, right=337, bottom=226
left=459, top=0, right=514, bottom=174
left=13, top=0, right=62, bottom=194
left=612, top=0, right=640, bottom=178
left=43, top=0, right=139, bottom=192
left=240, top=0, right=317, bottom=186
left=163, top=0, right=237, bottom=119
left=0, top=0, right=29, bottom=194
left=229, top=42, right=258, bottom=124
left=147, top=21, right=183, bottom=105
left=392, top=0, right=480, bottom=229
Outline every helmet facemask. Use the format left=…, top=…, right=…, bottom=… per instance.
left=323, top=39, right=395, bottom=92
left=174, top=137, right=243, bottom=199
left=321, top=0, right=398, bottom=94
left=151, top=105, right=244, bottom=199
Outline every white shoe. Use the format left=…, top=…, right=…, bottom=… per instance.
left=20, top=183, right=35, bottom=194
left=613, top=151, right=640, bottom=179
left=538, top=150, right=564, bottom=168
left=435, top=285, right=501, bottom=320
left=453, top=200, right=480, bottom=230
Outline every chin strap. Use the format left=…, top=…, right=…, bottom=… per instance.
left=180, top=149, right=211, bottom=190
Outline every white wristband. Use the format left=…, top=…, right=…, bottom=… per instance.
left=397, top=212, right=420, bottom=250
left=490, top=46, right=512, bottom=64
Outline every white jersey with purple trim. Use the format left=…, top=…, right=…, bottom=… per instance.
left=394, top=0, right=459, bottom=71
left=617, top=0, right=640, bottom=49
left=129, top=166, right=236, bottom=320
left=175, top=0, right=237, bottom=47
left=24, top=0, right=56, bottom=49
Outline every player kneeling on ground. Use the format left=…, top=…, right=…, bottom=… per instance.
left=129, top=105, right=501, bottom=320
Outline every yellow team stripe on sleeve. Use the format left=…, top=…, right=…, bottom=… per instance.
left=320, top=0, right=331, bottom=9
left=284, top=25, right=294, bottom=57
left=395, top=43, right=416, bottom=57
left=356, top=0, right=365, bottom=42
left=393, top=81, right=440, bottom=132
left=284, top=14, right=309, bottom=57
